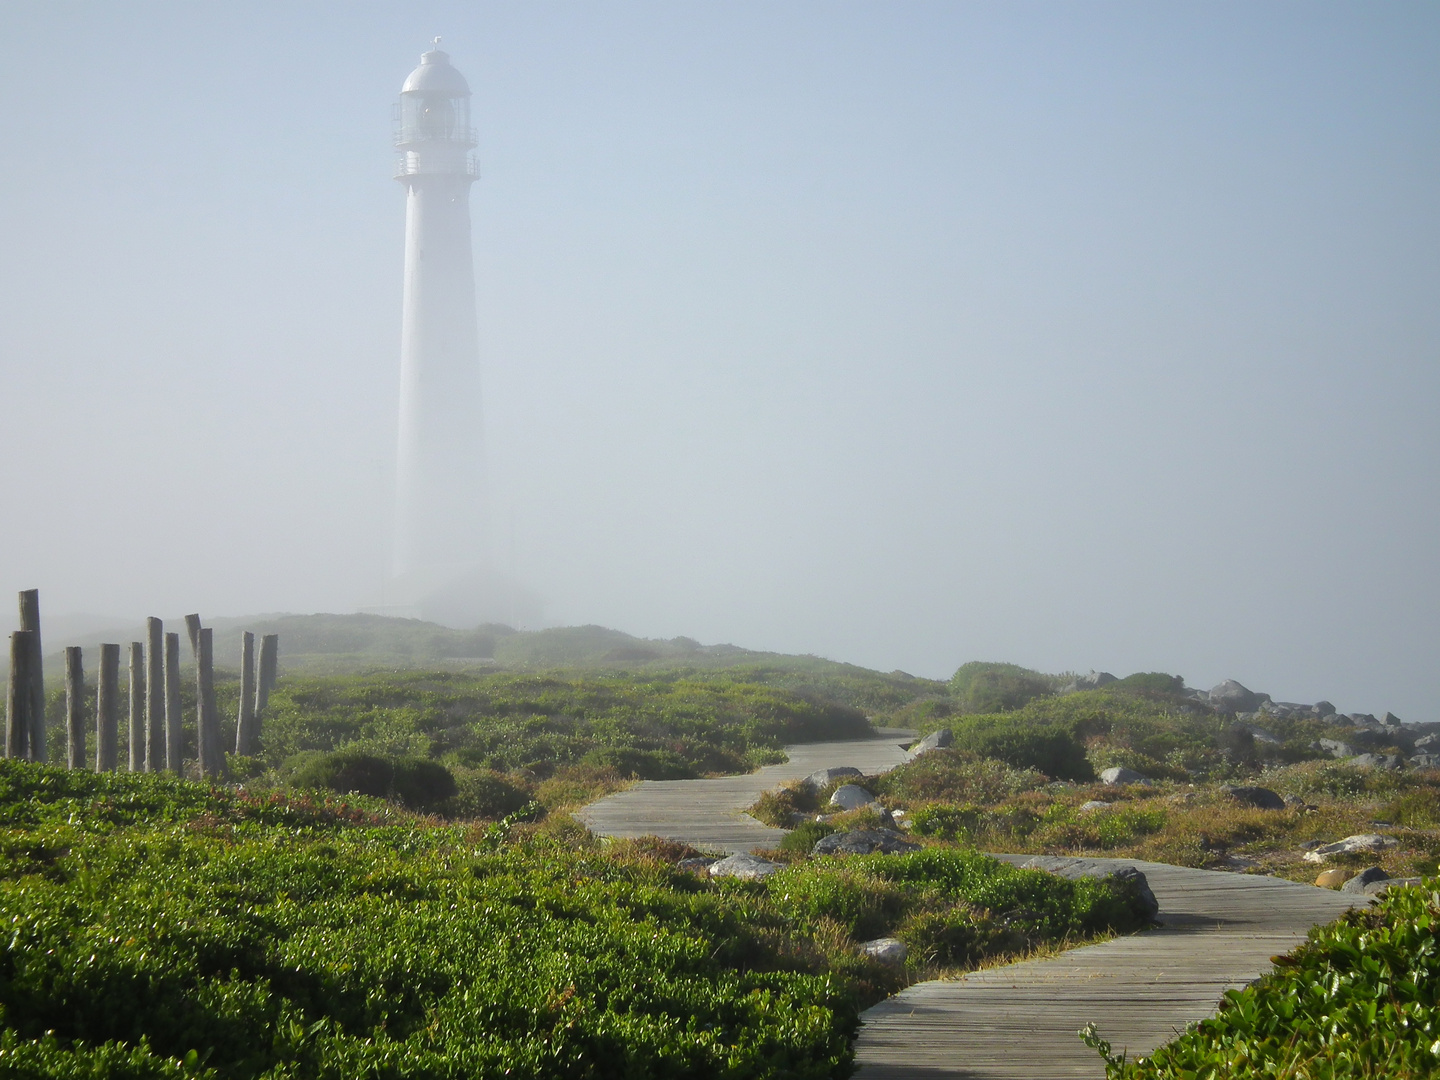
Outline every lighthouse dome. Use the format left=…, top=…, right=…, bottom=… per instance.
left=401, top=49, right=470, bottom=97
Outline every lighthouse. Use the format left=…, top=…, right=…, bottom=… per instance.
left=392, top=42, right=487, bottom=596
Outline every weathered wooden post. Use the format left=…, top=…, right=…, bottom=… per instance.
left=65, top=647, right=85, bottom=770
left=96, top=643, right=119, bottom=772
left=7, top=632, right=33, bottom=760
left=235, top=631, right=257, bottom=756
left=164, top=633, right=182, bottom=772
left=145, top=618, right=164, bottom=771
left=184, top=614, right=201, bottom=656
left=127, top=642, right=145, bottom=772
left=18, top=591, right=44, bottom=761
left=196, top=628, right=221, bottom=778
left=256, top=633, right=279, bottom=713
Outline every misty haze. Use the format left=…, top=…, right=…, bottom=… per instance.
left=1, top=6, right=1438, bottom=1077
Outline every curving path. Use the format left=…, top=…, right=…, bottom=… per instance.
left=579, top=735, right=1366, bottom=1078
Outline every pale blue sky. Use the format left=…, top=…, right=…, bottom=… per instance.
left=1, top=3, right=1436, bottom=716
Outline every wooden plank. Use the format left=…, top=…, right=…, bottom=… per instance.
left=235, top=631, right=256, bottom=756
left=164, top=632, right=182, bottom=772
left=196, top=628, right=221, bottom=778
left=127, top=642, right=144, bottom=772
left=145, top=617, right=164, bottom=771
left=18, top=591, right=44, bottom=761
left=578, top=733, right=916, bottom=853
left=64, top=646, right=84, bottom=769
left=6, top=631, right=33, bottom=760
left=95, top=643, right=119, bottom=772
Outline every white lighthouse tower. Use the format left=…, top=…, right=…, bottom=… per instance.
left=392, top=42, right=487, bottom=599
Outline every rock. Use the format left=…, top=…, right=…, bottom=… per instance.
left=1243, top=726, right=1283, bottom=745
left=812, top=828, right=921, bottom=856
left=1282, top=794, right=1308, bottom=809
left=1348, top=753, right=1403, bottom=770
left=1312, top=701, right=1336, bottom=718
left=1019, top=857, right=1159, bottom=921
left=1340, top=866, right=1389, bottom=894
left=1383, top=712, right=1404, bottom=727
left=1410, top=753, right=1440, bottom=769
left=676, top=856, right=719, bottom=874
left=1314, top=868, right=1349, bottom=889
left=1365, top=877, right=1424, bottom=897
left=907, top=729, right=953, bottom=757
left=708, top=853, right=783, bottom=880
left=1415, top=733, right=1440, bottom=751
left=829, top=784, right=879, bottom=811
left=1302, top=834, right=1399, bottom=863
left=1220, top=785, right=1287, bottom=811
left=1349, top=713, right=1380, bottom=728
left=1300, top=839, right=1326, bottom=850
left=1209, top=680, right=1268, bottom=715
left=802, top=766, right=863, bottom=790
left=1078, top=800, right=1112, bottom=813
left=1100, top=766, right=1151, bottom=786
left=1065, top=671, right=1117, bottom=692
left=1319, top=738, right=1355, bottom=758
left=857, top=937, right=907, bottom=964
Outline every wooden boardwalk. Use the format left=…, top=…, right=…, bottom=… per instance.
left=855, top=856, right=1361, bottom=1078
left=576, top=731, right=915, bottom=853
left=578, top=735, right=1365, bottom=1078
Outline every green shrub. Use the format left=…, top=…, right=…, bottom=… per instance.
left=1112, top=672, right=1185, bottom=695
left=288, top=750, right=457, bottom=811
left=909, top=803, right=985, bottom=842
left=948, top=719, right=1095, bottom=782
left=779, top=820, right=836, bottom=852
left=949, top=662, right=1059, bottom=713
left=875, top=749, right=1045, bottom=804
left=444, top=769, right=533, bottom=819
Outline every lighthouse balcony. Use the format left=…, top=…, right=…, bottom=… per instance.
left=394, top=156, right=480, bottom=181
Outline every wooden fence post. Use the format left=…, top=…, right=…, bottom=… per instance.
left=196, top=628, right=220, bottom=778
left=127, top=642, right=145, bottom=772
left=235, top=631, right=256, bottom=756
left=96, top=643, right=119, bottom=772
left=145, top=618, right=164, bottom=771
left=65, top=647, right=84, bottom=770
left=7, top=632, right=33, bottom=760
left=256, top=633, right=279, bottom=713
left=184, top=614, right=201, bottom=656
left=164, top=633, right=182, bottom=772
left=18, top=591, right=44, bottom=761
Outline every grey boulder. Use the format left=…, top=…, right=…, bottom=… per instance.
left=857, top=937, right=908, bottom=964
left=1220, top=785, right=1287, bottom=811
left=1340, top=866, right=1389, bottom=894
left=1349, top=753, right=1403, bottom=770
left=676, top=856, right=719, bottom=874
left=708, top=853, right=783, bottom=880
left=813, top=829, right=921, bottom=856
left=1209, top=680, right=1268, bottom=714
left=1078, top=800, right=1112, bottom=813
left=802, top=767, right=864, bottom=790
left=1064, top=671, right=1117, bottom=692
left=1312, top=701, right=1337, bottom=718
left=907, top=729, right=953, bottom=757
left=1319, top=738, right=1355, bottom=758
left=1302, top=833, right=1399, bottom=863
left=1019, top=857, right=1159, bottom=921
left=829, top=784, right=879, bottom=811
left=1415, top=734, right=1440, bottom=751
left=1410, top=753, right=1440, bottom=769
left=1366, top=876, right=1424, bottom=897
left=1100, top=766, right=1151, bottom=786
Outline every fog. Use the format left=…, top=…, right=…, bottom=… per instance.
left=1, top=3, right=1436, bottom=717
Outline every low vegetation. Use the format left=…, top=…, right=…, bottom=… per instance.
left=0, top=760, right=1150, bottom=1079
